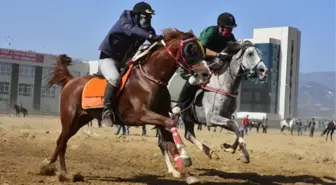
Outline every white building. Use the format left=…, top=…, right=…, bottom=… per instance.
left=0, top=48, right=88, bottom=114
left=236, top=26, right=301, bottom=120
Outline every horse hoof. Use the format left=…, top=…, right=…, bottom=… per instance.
left=71, top=172, right=84, bottom=182
left=240, top=155, right=250, bottom=163
left=39, top=164, right=56, bottom=176
left=181, top=157, right=192, bottom=167
left=209, top=151, right=220, bottom=160
left=224, top=147, right=235, bottom=153
left=58, top=171, right=69, bottom=182
left=169, top=170, right=182, bottom=179
left=186, top=176, right=200, bottom=184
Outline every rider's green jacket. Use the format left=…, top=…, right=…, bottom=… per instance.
left=199, top=26, right=236, bottom=53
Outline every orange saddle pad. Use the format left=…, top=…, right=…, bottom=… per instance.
left=81, top=63, right=134, bottom=109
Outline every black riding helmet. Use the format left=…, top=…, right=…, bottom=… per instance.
left=217, top=12, right=237, bottom=28
left=133, top=1, right=155, bottom=15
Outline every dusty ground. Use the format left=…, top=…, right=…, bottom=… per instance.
left=0, top=115, right=335, bottom=185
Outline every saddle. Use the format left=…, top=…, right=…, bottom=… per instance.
left=81, top=43, right=158, bottom=110
left=178, top=88, right=206, bottom=124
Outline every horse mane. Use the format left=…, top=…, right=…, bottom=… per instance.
left=47, top=54, right=74, bottom=88
left=137, top=28, right=194, bottom=62
left=162, top=28, right=193, bottom=41
left=224, top=40, right=254, bottom=55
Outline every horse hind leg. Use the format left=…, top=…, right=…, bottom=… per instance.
left=58, top=114, right=92, bottom=182
left=40, top=113, right=91, bottom=182
left=39, top=133, right=64, bottom=176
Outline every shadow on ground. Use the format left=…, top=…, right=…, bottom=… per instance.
left=196, top=168, right=336, bottom=185
left=86, top=174, right=251, bottom=185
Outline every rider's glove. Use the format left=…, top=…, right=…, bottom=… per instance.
left=148, top=34, right=164, bottom=43
left=216, top=52, right=229, bottom=61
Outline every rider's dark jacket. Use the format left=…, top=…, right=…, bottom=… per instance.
left=199, top=26, right=236, bottom=53
left=99, top=10, right=156, bottom=63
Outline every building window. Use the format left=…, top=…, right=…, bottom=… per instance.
left=42, top=67, right=53, bottom=78
left=41, top=86, right=56, bottom=98
left=255, top=104, right=266, bottom=112
left=241, top=92, right=253, bottom=102
left=0, top=63, right=11, bottom=76
left=19, top=65, right=35, bottom=77
left=240, top=103, right=252, bottom=111
left=0, top=82, right=10, bottom=95
left=0, top=97, right=9, bottom=103
left=254, top=92, right=261, bottom=102
left=18, top=83, right=33, bottom=96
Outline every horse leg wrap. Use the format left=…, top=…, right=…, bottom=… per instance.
left=170, top=127, right=192, bottom=167
left=173, top=154, right=184, bottom=169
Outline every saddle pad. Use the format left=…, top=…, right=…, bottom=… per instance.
left=81, top=63, right=134, bottom=109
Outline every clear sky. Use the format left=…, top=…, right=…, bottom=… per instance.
left=0, top=0, right=334, bottom=73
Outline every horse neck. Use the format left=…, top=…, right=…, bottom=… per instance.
left=208, top=58, right=242, bottom=94
left=141, top=44, right=179, bottom=85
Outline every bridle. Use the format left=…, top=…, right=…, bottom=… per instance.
left=201, top=44, right=263, bottom=98
left=136, top=37, right=205, bottom=86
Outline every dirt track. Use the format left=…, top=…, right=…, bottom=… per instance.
left=0, top=115, right=335, bottom=185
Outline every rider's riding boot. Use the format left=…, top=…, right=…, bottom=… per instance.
left=172, top=81, right=199, bottom=115
left=102, top=83, right=118, bottom=127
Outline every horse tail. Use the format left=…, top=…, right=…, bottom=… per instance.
left=47, top=54, right=74, bottom=88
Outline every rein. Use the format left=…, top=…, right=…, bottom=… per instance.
left=200, top=84, right=238, bottom=98
left=134, top=38, right=200, bottom=87
left=200, top=44, right=261, bottom=98
left=127, top=41, right=168, bottom=86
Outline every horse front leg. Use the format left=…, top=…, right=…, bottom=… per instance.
left=157, top=126, right=199, bottom=184
left=184, top=121, right=219, bottom=160
left=209, top=114, right=250, bottom=163
left=157, top=129, right=181, bottom=178
left=137, top=108, right=192, bottom=167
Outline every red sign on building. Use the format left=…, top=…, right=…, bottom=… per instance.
left=0, top=49, right=44, bottom=63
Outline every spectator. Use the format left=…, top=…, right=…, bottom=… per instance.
left=242, top=115, right=249, bottom=135
left=297, top=119, right=303, bottom=136
left=308, top=117, right=316, bottom=137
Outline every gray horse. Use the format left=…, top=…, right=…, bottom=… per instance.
left=280, top=117, right=299, bottom=135
left=160, top=40, right=268, bottom=178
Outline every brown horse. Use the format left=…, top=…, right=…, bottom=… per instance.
left=39, top=28, right=211, bottom=184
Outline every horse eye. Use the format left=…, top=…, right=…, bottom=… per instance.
left=187, top=44, right=198, bottom=55
left=248, top=52, right=253, bottom=56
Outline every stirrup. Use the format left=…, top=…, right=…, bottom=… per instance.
left=102, top=110, right=115, bottom=127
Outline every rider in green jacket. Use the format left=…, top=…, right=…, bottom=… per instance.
left=173, top=12, right=237, bottom=114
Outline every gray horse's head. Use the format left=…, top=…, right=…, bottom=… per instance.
left=209, top=40, right=268, bottom=82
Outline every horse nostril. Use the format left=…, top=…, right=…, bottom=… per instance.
left=259, top=68, right=265, bottom=73
left=202, top=73, right=210, bottom=78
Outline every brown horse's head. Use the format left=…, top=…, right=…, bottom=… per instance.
left=144, top=28, right=211, bottom=85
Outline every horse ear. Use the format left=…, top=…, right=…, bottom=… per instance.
left=188, top=29, right=195, bottom=35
